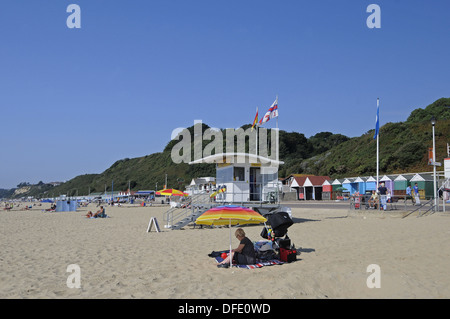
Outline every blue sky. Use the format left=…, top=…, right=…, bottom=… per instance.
left=1, top=0, right=449, bottom=189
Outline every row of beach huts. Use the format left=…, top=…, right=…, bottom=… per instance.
left=281, top=172, right=445, bottom=201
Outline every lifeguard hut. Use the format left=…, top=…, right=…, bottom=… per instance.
left=189, top=152, right=283, bottom=206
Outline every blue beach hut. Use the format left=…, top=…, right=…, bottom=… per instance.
left=354, top=177, right=366, bottom=195
left=365, top=176, right=377, bottom=192
left=342, top=178, right=358, bottom=195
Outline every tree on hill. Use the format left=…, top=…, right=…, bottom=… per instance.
left=407, top=97, right=450, bottom=123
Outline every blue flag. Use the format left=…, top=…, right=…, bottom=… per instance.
left=373, top=100, right=379, bottom=139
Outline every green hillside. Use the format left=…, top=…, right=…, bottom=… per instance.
left=298, top=97, right=450, bottom=177
left=7, top=97, right=450, bottom=199
left=37, top=124, right=347, bottom=197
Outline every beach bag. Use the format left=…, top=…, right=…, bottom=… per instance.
left=277, top=237, right=291, bottom=249
left=256, top=242, right=276, bottom=260
left=257, top=249, right=276, bottom=261
left=279, top=248, right=297, bottom=263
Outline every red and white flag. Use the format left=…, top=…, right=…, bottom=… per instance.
left=258, top=97, right=278, bottom=126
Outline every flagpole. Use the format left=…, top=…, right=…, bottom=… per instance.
left=276, top=95, right=279, bottom=131
left=256, top=107, right=259, bottom=157
left=256, top=124, right=258, bottom=157
left=376, top=98, right=380, bottom=211
left=276, top=95, right=279, bottom=162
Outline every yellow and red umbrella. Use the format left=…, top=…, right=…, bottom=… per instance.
left=196, top=205, right=267, bottom=267
left=196, top=205, right=266, bottom=226
left=156, top=189, right=188, bottom=197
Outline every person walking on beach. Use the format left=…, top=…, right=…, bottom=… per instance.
left=406, top=185, right=415, bottom=204
left=413, top=183, right=421, bottom=205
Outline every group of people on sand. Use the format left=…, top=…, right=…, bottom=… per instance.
left=3, top=201, right=110, bottom=217
left=3, top=202, right=40, bottom=211
left=85, top=206, right=106, bottom=218
left=368, top=182, right=422, bottom=209
left=3, top=202, right=14, bottom=210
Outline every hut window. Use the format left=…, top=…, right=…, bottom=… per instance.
left=234, top=167, right=245, bottom=181
left=217, top=166, right=233, bottom=183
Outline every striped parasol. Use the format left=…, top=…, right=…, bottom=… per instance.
left=196, top=205, right=266, bottom=226
left=196, top=205, right=267, bottom=268
left=156, top=189, right=188, bottom=197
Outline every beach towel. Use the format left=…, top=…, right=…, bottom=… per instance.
left=214, top=256, right=285, bottom=269
left=89, top=214, right=110, bottom=219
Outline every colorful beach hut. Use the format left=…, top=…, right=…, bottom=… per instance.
left=342, top=178, right=358, bottom=195
left=331, top=179, right=343, bottom=190
left=410, top=173, right=434, bottom=199
left=354, top=177, right=366, bottom=195
left=380, top=175, right=395, bottom=194
left=287, top=175, right=330, bottom=200
left=365, top=176, right=377, bottom=192
left=322, top=179, right=332, bottom=200
left=289, top=175, right=307, bottom=200
left=302, top=176, right=330, bottom=200
left=331, top=179, right=345, bottom=200
left=393, top=174, right=412, bottom=196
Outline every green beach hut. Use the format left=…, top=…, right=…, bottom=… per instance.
left=410, top=173, right=434, bottom=199
left=393, top=174, right=412, bottom=196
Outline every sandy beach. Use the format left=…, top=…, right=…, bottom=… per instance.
left=1, top=201, right=450, bottom=299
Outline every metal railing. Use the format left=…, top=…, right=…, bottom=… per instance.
left=213, top=182, right=281, bottom=206
left=349, top=194, right=401, bottom=211
left=163, top=193, right=211, bottom=228
left=402, top=198, right=435, bottom=218
left=403, top=178, right=450, bottom=218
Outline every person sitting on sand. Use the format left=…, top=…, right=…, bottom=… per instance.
left=217, top=228, right=256, bottom=268
left=86, top=206, right=106, bottom=218
left=95, top=206, right=106, bottom=217
left=45, top=204, right=56, bottom=212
